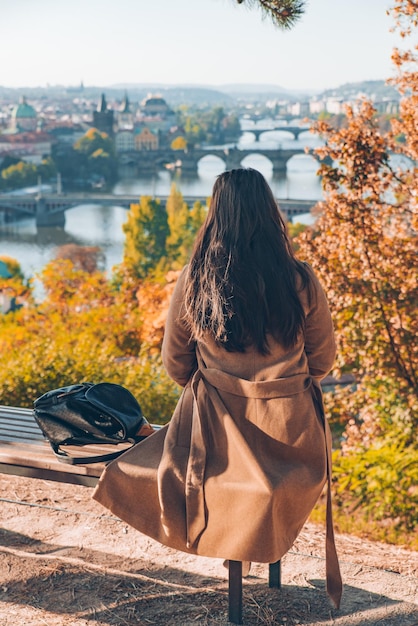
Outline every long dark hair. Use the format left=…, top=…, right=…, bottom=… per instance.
left=183, top=168, right=310, bottom=353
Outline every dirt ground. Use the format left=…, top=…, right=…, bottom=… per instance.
left=0, top=474, right=417, bottom=626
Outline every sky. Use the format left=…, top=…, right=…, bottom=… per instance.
left=1, top=0, right=409, bottom=92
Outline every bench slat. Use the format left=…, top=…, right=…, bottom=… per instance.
left=0, top=408, right=44, bottom=439
left=0, top=424, right=44, bottom=441
left=0, top=442, right=108, bottom=480
left=0, top=462, right=99, bottom=487
left=0, top=421, right=42, bottom=434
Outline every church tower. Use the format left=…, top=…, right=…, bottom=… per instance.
left=93, top=93, right=114, bottom=136
left=118, top=92, right=134, bottom=130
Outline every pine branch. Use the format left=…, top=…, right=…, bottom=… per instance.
left=236, top=0, right=306, bottom=29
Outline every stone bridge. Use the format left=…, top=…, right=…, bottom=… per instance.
left=120, top=145, right=319, bottom=175
left=0, top=193, right=318, bottom=227
left=242, top=126, right=312, bottom=141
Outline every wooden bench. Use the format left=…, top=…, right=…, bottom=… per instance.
left=0, top=404, right=280, bottom=624
left=0, top=404, right=113, bottom=486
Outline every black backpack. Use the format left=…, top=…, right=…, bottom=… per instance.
left=33, top=382, right=153, bottom=464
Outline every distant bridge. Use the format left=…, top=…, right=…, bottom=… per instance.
left=119, top=145, right=318, bottom=175
left=0, top=193, right=318, bottom=227
left=241, top=126, right=312, bottom=141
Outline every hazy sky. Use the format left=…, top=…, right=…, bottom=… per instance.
left=1, top=0, right=408, bottom=92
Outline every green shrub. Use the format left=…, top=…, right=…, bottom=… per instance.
left=333, top=443, right=418, bottom=533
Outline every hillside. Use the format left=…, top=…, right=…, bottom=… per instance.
left=317, top=79, right=400, bottom=101
left=0, top=79, right=400, bottom=107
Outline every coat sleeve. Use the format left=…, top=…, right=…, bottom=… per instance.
left=304, top=267, right=336, bottom=381
left=162, top=266, right=197, bottom=387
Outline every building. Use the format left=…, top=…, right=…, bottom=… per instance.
left=139, top=95, right=172, bottom=117
left=135, top=126, right=159, bottom=150
left=118, top=93, right=134, bottom=130
left=137, top=94, right=177, bottom=133
left=10, top=96, right=37, bottom=132
left=374, top=100, right=400, bottom=115
left=309, top=98, right=327, bottom=115
left=114, top=94, right=135, bottom=152
left=325, top=97, right=345, bottom=115
left=289, top=101, right=310, bottom=117
left=0, top=132, right=53, bottom=165
left=43, top=121, right=87, bottom=146
left=115, top=129, right=135, bottom=153
left=92, top=94, right=114, bottom=136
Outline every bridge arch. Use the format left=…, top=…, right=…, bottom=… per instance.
left=295, top=129, right=312, bottom=140
left=260, top=130, right=295, bottom=143
left=286, top=153, right=320, bottom=173
left=228, top=149, right=276, bottom=171
left=196, top=153, right=226, bottom=172
left=239, top=153, right=274, bottom=174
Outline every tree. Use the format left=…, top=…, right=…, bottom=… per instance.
left=166, top=184, right=193, bottom=268
left=54, top=244, right=104, bottom=273
left=0, top=155, right=21, bottom=173
left=74, top=128, right=114, bottom=156
left=389, top=0, right=418, bottom=171
left=287, top=221, right=306, bottom=248
left=189, top=199, right=207, bottom=237
left=1, top=161, right=37, bottom=189
left=183, top=114, right=206, bottom=147
left=0, top=256, right=25, bottom=282
left=0, top=256, right=31, bottom=309
left=121, top=187, right=207, bottom=280
left=234, top=0, right=305, bottom=29
left=73, top=128, right=117, bottom=185
left=166, top=184, right=207, bottom=269
left=37, top=157, right=57, bottom=182
left=176, top=107, right=242, bottom=147
left=299, top=99, right=417, bottom=437
left=295, top=3, right=418, bottom=440
left=208, top=106, right=224, bottom=143
left=0, top=258, right=180, bottom=421
left=171, top=136, right=187, bottom=151
left=122, top=196, right=169, bottom=279
left=295, top=1, right=417, bottom=544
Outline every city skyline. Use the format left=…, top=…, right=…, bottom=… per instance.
left=1, top=0, right=409, bottom=92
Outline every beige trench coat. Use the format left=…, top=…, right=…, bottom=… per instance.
left=93, top=264, right=342, bottom=607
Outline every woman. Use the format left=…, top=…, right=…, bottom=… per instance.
left=93, top=168, right=342, bottom=607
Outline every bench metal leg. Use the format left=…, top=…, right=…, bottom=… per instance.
left=228, top=559, right=281, bottom=624
left=228, top=560, right=243, bottom=624
left=269, top=559, right=281, bottom=588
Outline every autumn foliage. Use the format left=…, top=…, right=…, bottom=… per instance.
left=299, top=100, right=417, bottom=432
left=298, top=0, right=417, bottom=545
left=0, top=257, right=180, bottom=423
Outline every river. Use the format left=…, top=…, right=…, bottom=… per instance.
left=0, top=128, right=324, bottom=291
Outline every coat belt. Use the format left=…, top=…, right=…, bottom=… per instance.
left=202, top=366, right=312, bottom=398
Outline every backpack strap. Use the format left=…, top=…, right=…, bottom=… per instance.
left=50, top=437, right=145, bottom=465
